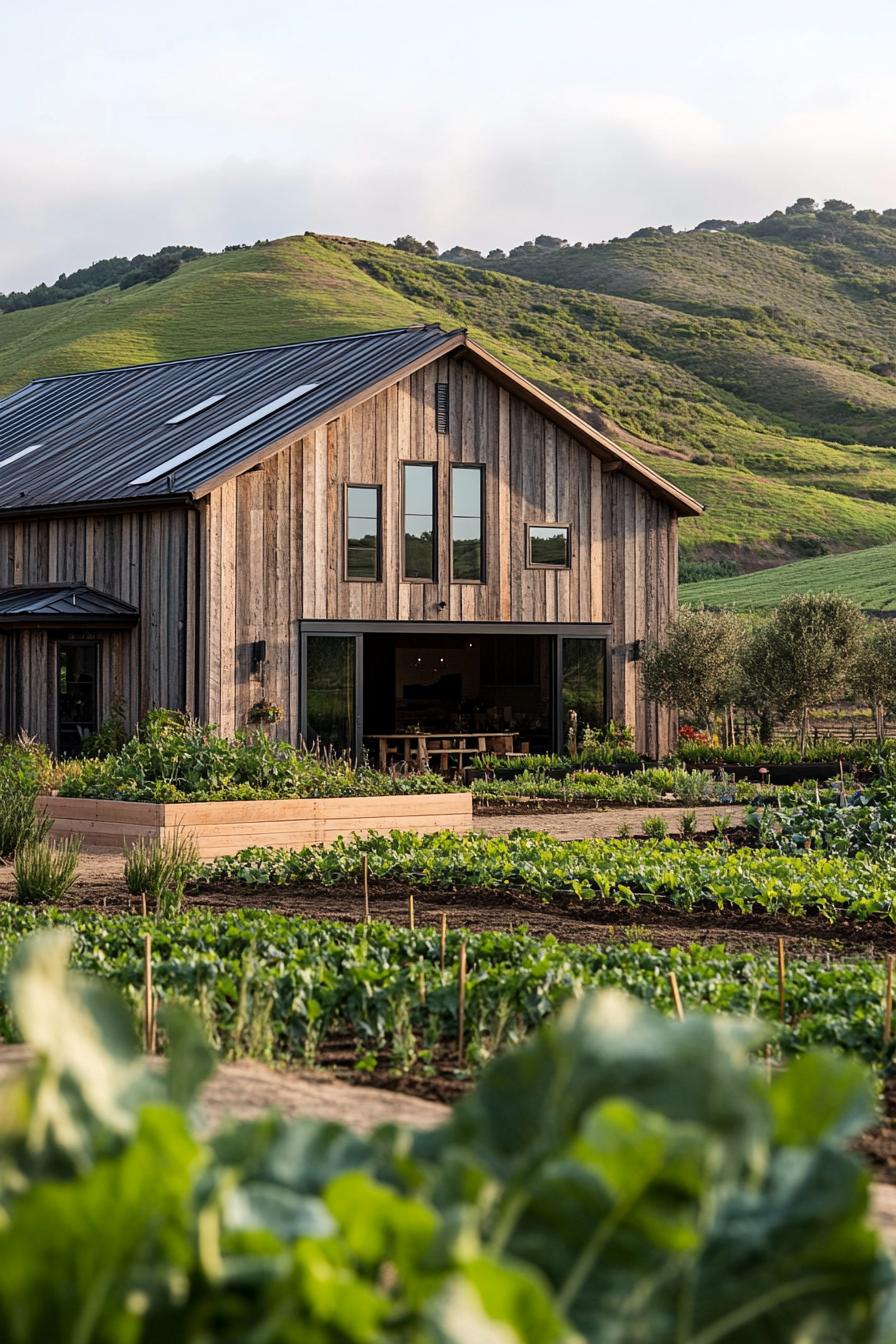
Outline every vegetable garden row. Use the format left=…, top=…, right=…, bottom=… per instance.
left=0, top=903, right=892, bottom=1072
left=202, top=829, right=896, bottom=923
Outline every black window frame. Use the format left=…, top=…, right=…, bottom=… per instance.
left=449, top=463, right=485, bottom=584
left=343, top=482, right=383, bottom=582
left=400, top=461, right=438, bottom=583
left=526, top=521, right=571, bottom=570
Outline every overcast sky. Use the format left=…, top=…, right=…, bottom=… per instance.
left=4, top=0, right=896, bottom=292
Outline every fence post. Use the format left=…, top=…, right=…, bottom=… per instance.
left=667, top=971, right=684, bottom=1022
left=143, top=933, right=154, bottom=1054
left=457, top=941, right=467, bottom=1064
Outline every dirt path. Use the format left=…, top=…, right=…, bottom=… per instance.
left=0, top=1044, right=447, bottom=1134
left=474, top=803, right=746, bottom=841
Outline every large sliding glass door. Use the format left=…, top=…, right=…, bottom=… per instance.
left=301, top=634, right=362, bottom=757
left=300, top=626, right=609, bottom=762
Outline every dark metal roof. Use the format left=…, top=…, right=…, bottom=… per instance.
left=0, top=326, right=459, bottom=513
left=0, top=585, right=139, bottom=625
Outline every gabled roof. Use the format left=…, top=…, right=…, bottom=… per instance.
left=0, top=584, right=139, bottom=626
left=0, top=325, right=702, bottom=517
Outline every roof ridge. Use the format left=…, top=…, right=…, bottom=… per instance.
left=28, top=323, right=456, bottom=385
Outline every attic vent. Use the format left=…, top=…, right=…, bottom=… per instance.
left=129, top=383, right=319, bottom=486
left=435, top=383, right=449, bottom=435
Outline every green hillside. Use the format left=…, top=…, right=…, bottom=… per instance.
left=680, top=542, right=896, bottom=611
left=4, top=219, right=896, bottom=569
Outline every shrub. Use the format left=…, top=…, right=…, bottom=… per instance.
left=740, top=593, right=865, bottom=750
left=13, top=838, right=80, bottom=904
left=0, top=740, right=55, bottom=857
left=641, top=607, right=745, bottom=734
left=642, top=815, right=669, bottom=839
left=59, top=713, right=463, bottom=802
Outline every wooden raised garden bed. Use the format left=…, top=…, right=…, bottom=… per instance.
left=41, top=793, right=472, bottom=859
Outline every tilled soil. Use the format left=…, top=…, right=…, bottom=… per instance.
left=24, top=875, right=895, bottom=960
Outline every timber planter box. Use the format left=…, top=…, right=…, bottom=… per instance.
left=41, top=793, right=473, bottom=859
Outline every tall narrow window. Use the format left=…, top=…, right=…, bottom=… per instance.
left=451, top=464, right=484, bottom=581
left=56, top=641, right=99, bottom=757
left=345, top=484, right=381, bottom=580
left=402, top=463, right=436, bottom=580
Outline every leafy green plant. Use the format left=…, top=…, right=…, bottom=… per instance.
left=0, top=931, right=889, bottom=1342
left=1, top=902, right=896, bottom=1070
left=81, top=700, right=127, bottom=756
left=58, top=713, right=463, bottom=802
left=642, top=815, right=668, bottom=839
left=200, top=828, right=896, bottom=926
left=13, top=837, right=80, bottom=904
left=678, top=809, right=698, bottom=838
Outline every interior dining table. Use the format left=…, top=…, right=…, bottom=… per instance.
left=365, top=731, right=517, bottom=773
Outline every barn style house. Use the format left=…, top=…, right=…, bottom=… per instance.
left=0, top=326, right=701, bottom=762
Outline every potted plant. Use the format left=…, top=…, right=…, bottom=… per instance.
left=247, top=698, right=283, bottom=726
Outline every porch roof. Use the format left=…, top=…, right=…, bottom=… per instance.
left=0, top=584, right=139, bottom=627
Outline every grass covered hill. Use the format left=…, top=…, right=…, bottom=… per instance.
left=680, top=540, right=896, bottom=611
left=4, top=208, right=896, bottom=569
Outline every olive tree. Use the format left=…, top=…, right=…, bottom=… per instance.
left=739, top=593, right=864, bottom=752
left=641, top=607, right=744, bottom=735
left=853, top=620, right=896, bottom=740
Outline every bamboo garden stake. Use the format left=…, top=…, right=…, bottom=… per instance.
left=668, top=971, right=684, bottom=1022
left=362, top=854, right=369, bottom=925
left=457, top=942, right=467, bottom=1063
left=408, top=891, right=415, bottom=930
left=141, top=892, right=147, bottom=918
left=143, top=933, right=154, bottom=1054
left=439, top=912, right=447, bottom=971
left=885, top=954, right=895, bottom=1046
left=777, top=938, right=786, bottom=1022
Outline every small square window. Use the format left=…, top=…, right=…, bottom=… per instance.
left=527, top=523, right=570, bottom=568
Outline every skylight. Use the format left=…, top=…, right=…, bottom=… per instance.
left=130, top=383, right=319, bottom=486
left=0, top=444, right=40, bottom=470
left=166, top=393, right=227, bottom=425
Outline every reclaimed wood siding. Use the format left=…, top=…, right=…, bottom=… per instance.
left=203, top=356, right=679, bottom=752
left=0, top=508, right=197, bottom=744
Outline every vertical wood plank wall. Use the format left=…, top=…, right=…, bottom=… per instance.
left=201, top=356, right=679, bottom=755
left=0, top=508, right=196, bottom=745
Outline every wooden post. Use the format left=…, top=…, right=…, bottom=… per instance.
left=408, top=891, right=415, bottom=930
left=143, top=933, right=154, bottom=1054
left=777, top=937, right=786, bottom=1022
left=362, top=854, right=369, bottom=925
left=668, top=971, right=684, bottom=1022
left=885, top=954, right=895, bottom=1047
left=457, top=941, right=467, bottom=1064
left=439, top=912, right=447, bottom=972
left=141, top=891, right=147, bottom=918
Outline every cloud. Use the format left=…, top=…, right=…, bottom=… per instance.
left=4, top=75, right=896, bottom=293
